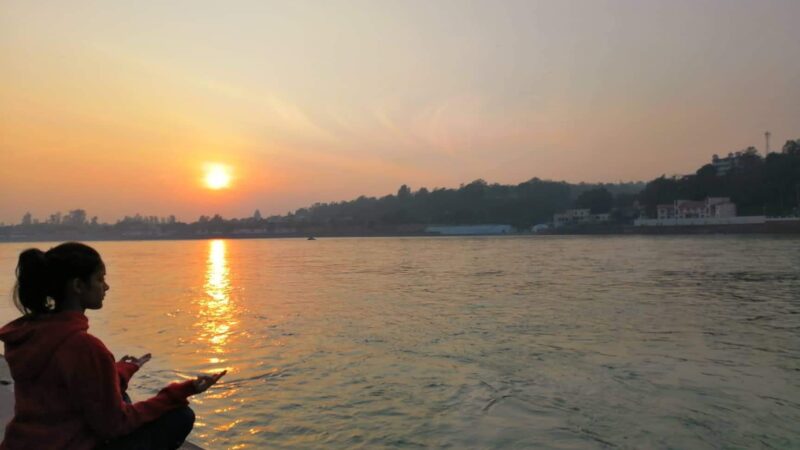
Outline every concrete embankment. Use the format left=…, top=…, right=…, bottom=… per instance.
left=0, top=356, right=202, bottom=449
left=545, top=220, right=800, bottom=235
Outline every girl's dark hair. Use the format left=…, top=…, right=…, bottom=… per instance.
left=14, top=242, right=103, bottom=315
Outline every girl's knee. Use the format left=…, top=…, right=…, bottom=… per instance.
left=170, top=406, right=195, bottom=445
left=175, top=406, right=195, bottom=430
left=162, top=405, right=195, bottom=436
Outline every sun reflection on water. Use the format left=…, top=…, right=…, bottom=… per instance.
left=197, top=239, right=238, bottom=363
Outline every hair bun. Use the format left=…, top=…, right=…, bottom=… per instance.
left=18, top=248, right=47, bottom=268
left=15, top=248, right=52, bottom=314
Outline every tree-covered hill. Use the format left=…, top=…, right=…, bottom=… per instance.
left=638, top=139, right=800, bottom=217
left=288, top=179, right=644, bottom=230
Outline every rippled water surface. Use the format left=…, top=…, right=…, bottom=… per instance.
left=1, top=236, right=799, bottom=449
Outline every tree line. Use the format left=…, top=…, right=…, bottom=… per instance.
left=4, top=180, right=644, bottom=236
left=290, top=179, right=644, bottom=230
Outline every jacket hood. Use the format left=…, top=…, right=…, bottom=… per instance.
left=0, top=311, right=89, bottom=381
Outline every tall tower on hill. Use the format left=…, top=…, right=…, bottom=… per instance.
left=765, top=131, right=771, bottom=155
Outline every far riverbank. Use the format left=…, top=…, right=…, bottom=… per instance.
left=2, top=220, right=800, bottom=243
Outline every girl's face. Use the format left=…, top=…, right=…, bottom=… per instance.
left=81, top=264, right=109, bottom=310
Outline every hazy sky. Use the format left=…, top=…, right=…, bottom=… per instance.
left=2, top=0, right=799, bottom=223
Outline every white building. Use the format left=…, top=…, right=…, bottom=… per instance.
left=710, top=151, right=755, bottom=176
left=636, top=197, right=750, bottom=226
left=656, top=197, right=736, bottom=220
left=711, top=154, right=737, bottom=176
left=531, top=223, right=551, bottom=233
left=553, top=209, right=610, bottom=228
left=553, top=208, right=589, bottom=227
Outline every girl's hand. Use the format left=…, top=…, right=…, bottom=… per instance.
left=193, top=370, right=227, bottom=393
left=119, top=353, right=152, bottom=368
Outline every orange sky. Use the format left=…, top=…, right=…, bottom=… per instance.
left=2, top=0, right=799, bottom=224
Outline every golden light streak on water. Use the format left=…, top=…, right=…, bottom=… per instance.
left=197, top=239, right=238, bottom=361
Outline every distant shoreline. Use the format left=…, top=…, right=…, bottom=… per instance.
left=2, top=222, right=800, bottom=243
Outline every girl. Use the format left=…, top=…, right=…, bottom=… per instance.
left=0, top=242, right=225, bottom=450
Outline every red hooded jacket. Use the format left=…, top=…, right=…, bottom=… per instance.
left=0, top=311, right=196, bottom=450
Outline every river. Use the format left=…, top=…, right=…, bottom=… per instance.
left=1, top=236, right=798, bottom=449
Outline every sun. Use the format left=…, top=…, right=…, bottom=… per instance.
left=204, top=164, right=232, bottom=190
